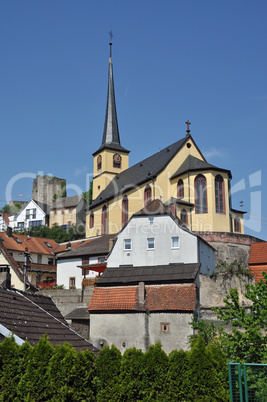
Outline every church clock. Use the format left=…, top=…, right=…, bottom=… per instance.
left=113, top=153, right=122, bottom=168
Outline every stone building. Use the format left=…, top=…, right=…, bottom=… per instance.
left=32, top=175, right=66, bottom=207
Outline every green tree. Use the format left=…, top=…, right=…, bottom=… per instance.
left=82, top=180, right=93, bottom=206
left=214, top=271, right=267, bottom=362
left=189, top=317, right=217, bottom=346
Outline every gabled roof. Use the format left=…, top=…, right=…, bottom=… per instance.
left=170, top=154, right=232, bottom=179
left=90, top=136, right=189, bottom=208
left=0, top=288, right=98, bottom=352
left=51, top=195, right=84, bottom=210
left=0, top=232, right=58, bottom=255
left=249, top=242, right=267, bottom=265
left=133, top=198, right=170, bottom=216
left=34, top=200, right=50, bottom=214
left=56, top=234, right=116, bottom=259
left=89, top=283, right=196, bottom=312
left=54, top=238, right=94, bottom=254
left=95, top=263, right=200, bottom=286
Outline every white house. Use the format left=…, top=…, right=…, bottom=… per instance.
left=8, top=199, right=50, bottom=230
left=89, top=199, right=216, bottom=354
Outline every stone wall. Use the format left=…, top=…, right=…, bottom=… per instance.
left=38, top=287, right=94, bottom=317
left=196, top=232, right=263, bottom=266
left=32, top=175, right=66, bottom=207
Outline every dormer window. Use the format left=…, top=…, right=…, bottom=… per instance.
left=113, top=153, right=122, bottom=168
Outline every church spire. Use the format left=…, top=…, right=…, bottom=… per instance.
left=101, top=41, right=121, bottom=147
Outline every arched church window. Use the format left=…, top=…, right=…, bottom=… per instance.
left=215, top=175, right=225, bottom=214
left=195, top=175, right=207, bottom=214
left=177, top=179, right=184, bottom=199
left=101, top=205, right=108, bottom=235
left=181, top=209, right=188, bottom=226
left=234, top=217, right=241, bottom=233
left=122, top=195, right=129, bottom=228
left=113, top=153, right=122, bottom=168
left=97, top=155, right=102, bottom=170
left=90, top=211, right=94, bottom=228
left=144, top=185, right=152, bottom=207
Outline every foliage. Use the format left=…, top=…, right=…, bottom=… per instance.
left=189, top=317, right=217, bottom=345
left=52, top=182, right=67, bottom=202
left=82, top=180, right=93, bottom=206
left=0, top=203, right=22, bottom=214
left=214, top=271, right=267, bottom=363
left=14, top=223, right=85, bottom=242
left=211, top=259, right=253, bottom=279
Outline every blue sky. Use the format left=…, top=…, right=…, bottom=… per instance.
left=1, top=1, right=267, bottom=240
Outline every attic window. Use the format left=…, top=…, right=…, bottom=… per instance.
left=44, top=242, right=52, bottom=248
left=187, top=143, right=192, bottom=148
left=160, top=323, right=170, bottom=333
left=13, top=237, right=22, bottom=244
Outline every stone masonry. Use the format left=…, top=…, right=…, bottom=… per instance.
left=32, top=175, right=66, bottom=207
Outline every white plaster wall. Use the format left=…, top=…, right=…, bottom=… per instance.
left=9, top=200, right=46, bottom=229
left=198, top=240, right=215, bottom=274
left=107, top=215, right=198, bottom=267
left=11, top=251, right=52, bottom=265
left=57, top=258, right=82, bottom=289
left=90, top=312, right=194, bottom=354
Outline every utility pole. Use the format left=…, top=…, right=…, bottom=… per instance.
left=24, top=247, right=30, bottom=291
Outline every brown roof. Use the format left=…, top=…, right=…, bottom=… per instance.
left=1, top=213, right=11, bottom=225
left=51, top=195, right=84, bottom=209
left=133, top=199, right=170, bottom=216
left=0, top=232, right=58, bottom=255
left=56, top=234, right=116, bottom=259
left=89, top=283, right=196, bottom=312
left=55, top=238, right=94, bottom=254
left=249, top=242, right=267, bottom=264
left=0, top=288, right=98, bottom=353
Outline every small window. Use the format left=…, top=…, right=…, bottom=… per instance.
left=149, top=217, right=154, bottom=224
left=113, top=153, right=122, bottom=168
left=171, top=236, right=179, bottom=249
left=44, top=241, right=52, bottom=248
left=160, top=322, right=170, bottom=333
left=54, top=210, right=57, bottom=215
left=69, top=277, right=76, bottom=288
left=144, top=185, right=152, bottom=206
left=61, top=210, right=64, bottom=215
left=98, top=257, right=105, bottom=263
left=234, top=217, right=241, bottom=233
left=26, top=209, right=31, bottom=220
left=37, top=254, right=42, bottom=264
left=48, top=258, right=53, bottom=266
left=124, top=239, right=132, bottom=250
left=97, top=155, right=102, bottom=170
left=180, top=209, right=188, bottom=226
left=82, top=257, right=89, bottom=265
left=147, top=238, right=155, bottom=250
left=32, top=209, right=36, bottom=219
left=90, top=212, right=94, bottom=228
left=69, top=208, right=72, bottom=214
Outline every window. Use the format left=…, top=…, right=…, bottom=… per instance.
left=149, top=217, right=154, bottom=224
left=195, top=174, right=207, bottom=214
left=61, top=209, right=64, bottom=215
left=98, top=257, right=105, bottom=263
left=32, top=209, right=36, bottom=219
left=44, top=242, right=52, bottom=248
left=101, top=205, right=108, bottom=235
left=69, top=277, right=76, bottom=288
left=177, top=179, right=184, bottom=199
left=17, top=222, right=24, bottom=229
left=234, top=217, right=241, bottom=233
left=97, top=155, right=102, bottom=170
left=124, top=239, right=132, bottom=250
left=26, top=209, right=30, bottom=220
left=144, top=185, right=152, bottom=206
left=147, top=238, right=155, bottom=249
left=37, top=254, right=42, bottom=263
left=113, top=153, right=122, bottom=168
left=180, top=209, right=188, bottom=226
left=48, top=258, right=53, bottom=265
left=215, top=175, right=225, bottom=214
left=90, top=212, right=94, bottom=228
left=67, top=221, right=71, bottom=226
left=69, top=208, right=72, bottom=214
left=122, top=195, right=129, bottom=228
left=54, top=210, right=57, bottom=215
left=171, top=236, right=179, bottom=249
left=160, top=323, right=170, bottom=333
left=82, top=257, right=89, bottom=265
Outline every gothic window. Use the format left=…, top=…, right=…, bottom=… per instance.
left=101, top=205, right=108, bottom=235
left=122, top=195, right=129, bottom=228
left=195, top=174, right=207, bottom=214
left=234, top=217, right=241, bottom=233
left=180, top=209, right=188, bottom=226
left=215, top=175, right=225, bottom=214
left=144, top=185, right=152, bottom=206
left=177, top=179, right=184, bottom=199
left=113, top=153, right=122, bottom=168
left=90, top=211, right=94, bottom=228
left=97, top=155, right=102, bottom=170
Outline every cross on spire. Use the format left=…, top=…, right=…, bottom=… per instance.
left=185, top=120, right=191, bottom=136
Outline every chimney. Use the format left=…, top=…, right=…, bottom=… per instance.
left=138, top=282, right=145, bottom=304
left=7, top=227, right=12, bottom=237
left=0, top=265, right=11, bottom=289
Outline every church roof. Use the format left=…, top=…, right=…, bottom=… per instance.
left=171, top=154, right=232, bottom=179
left=93, top=43, right=129, bottom=156
left=90, top=136, right=188, bottom=208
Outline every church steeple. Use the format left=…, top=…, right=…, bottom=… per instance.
left=102, top=42, right=121, bottom=147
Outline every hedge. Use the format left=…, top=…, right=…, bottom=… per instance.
left=0, top=336, right=230, bottom=401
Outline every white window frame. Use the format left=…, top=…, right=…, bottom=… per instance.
left=171, top=236, right=180, bottom=249
left=124, top=239, right=132, bottom=251
left=147, top=237, right=155, bottom=250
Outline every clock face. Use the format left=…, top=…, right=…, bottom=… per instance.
left=97, top=155, right=102, bottom=164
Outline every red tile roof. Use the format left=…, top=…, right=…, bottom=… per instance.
left=250, top=265, right=267, bottom=283
left=249, top=242, right=267, bottom=264
left=55, top=239, right=94, bottom=253
left=89, top=284, right=196, bottom=312
left=0, top=232, right=58, bottom=255
left=146, top=284, right=196, bottom=311
left=89, top=286, right=138, bottom=311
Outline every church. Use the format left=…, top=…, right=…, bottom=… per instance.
left=86, top=43, right=245, bottom=239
